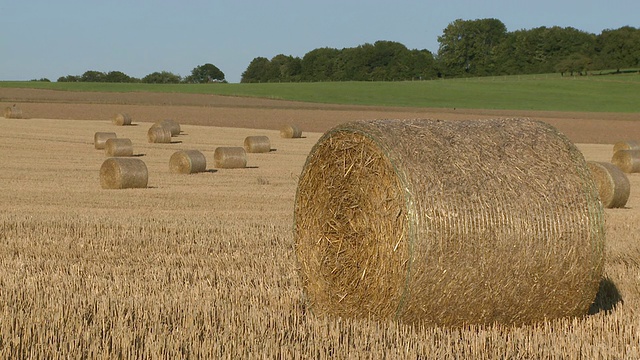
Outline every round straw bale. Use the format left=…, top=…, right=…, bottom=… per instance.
left=244, top=136, right=271, bottom=153
left=613, top=140, right=640, bottom=153
left=4, top=105, right=23, bottom=119
left=100, top=158, right=148, bottom=189
left=294, top=118, right=604, bottom=327
left=213, top=147, right=247, bottom=169
left=113, top=113, right=132, bottom=126
left=94, top=132, right=117, bottom=150
left=104, top=138, right=133, bottom=157
left=156, top=119, right=180, bottom=136
left=280, top=124, right=302, bottom=138
left=169, top=150, right=207, bottom=174
left=611, top=149, right=640, bottom=173
left=147, top=124, right=172, bottom=143
left=587, top=161, right=630, bottom=208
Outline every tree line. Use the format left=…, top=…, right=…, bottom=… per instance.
left=55, top=63, right=226, bottom=84
left=240, top=20, right=640, bottom=82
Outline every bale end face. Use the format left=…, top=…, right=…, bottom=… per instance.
left=113, top=113, right=132, bottom=126
left=156, top=119, right=181, bottom=136
left=280, top=124, right=302, bottom=138
left=104, top=138, right=133, bottom=157
left=94, top=132, right=117, bottom=150
left=613, top=140, right=640, bottom=154
left=100, top=158, right=148, bottom=189
left=147, top=125, right=172, bottom=143
left=4, top=106, right=23, bottom=119
left=169, top=150, right=207, bottom=174
left=611, top=149, right=640, bottom=173
left=244, top=136, right=271, bottom=153
left=213, top=147, right=247, bottom=169
left=587, top=161, right=630, bottom=208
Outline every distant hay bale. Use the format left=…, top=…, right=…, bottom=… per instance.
left=244, top=136, right=271, bottom=153
left=104, top=138, right=133, bottom=157
left=587, top=161, right=630, bottom=208
left=169, top=150, right=207, bottom=174
left=100, top=158, right=148, bottom=189
left=156, top=119, right=180, bottom=136
left=294, top=118, right=604, bottom=327
left=613, top=140, right=640, bottom=153
left=4, top=105, right=23, bottom=119
left=113, top=113, right=132, bottom=126
left=214, top=147, right=247, bottom=169
left=94, top=132, right=117, bottom=150
left=280, top=124, right=302, bottom=138
left=611, top=149, right=640, bottom=173
left=147, top=124, right=172, bottom=143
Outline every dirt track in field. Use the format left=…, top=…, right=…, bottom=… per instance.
left=1, top=87, right=639, bottom=144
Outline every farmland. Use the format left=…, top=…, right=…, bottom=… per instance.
left=1, top=87, right=640, bottom=358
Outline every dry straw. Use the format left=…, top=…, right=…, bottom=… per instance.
left=156, top=119, right=181, bottom=136
left=113, top=113, right=132, bottom=126
left=147, top=124, right=172, bottom=143
left=587, top=161, right=630, bottom=208
left=613, top=140, right=640, bottom=153
left=100, top=157, right=148, bottom=189
left=294, top=118, right=604, bottom=327
left=214, top=147, right=247, bottom=169
left=611, top=149, right=640, bottom=173
left=94, top=132, right=117, bottom=150
left=280, top=124, right=302, bottom=138
left=104, top=138, right=133, bottom=157
left=169, top=150, right=207, bottom=174
left=244, top=136, right=271, bottom=153
left=4, top=105, right=23, bottom=119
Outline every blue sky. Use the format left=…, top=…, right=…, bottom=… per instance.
left=1, top=0, right=637, bottom=83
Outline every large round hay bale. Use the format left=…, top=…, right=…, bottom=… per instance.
left=280, top=124, right=302, bottom=138
left=244, top=136, right=271, bottom=153
left=169, top=150, right=207, bottom=174
left=4, top=105, right=23, bottom=119
left=587, top=161, right=630, bottom=208
left=611, top=149, right=640, bottom=173
left=613, top=140, right=640, bottom=153
left=113, top=113, right=132, bottom=126
left=100, top=158, right=148, bottom=189
left=156, top=119, right=180, bottom=136
left=104, top=138, right=133, bottom=157
left=147, top=124, right=172, bottom=143
left=94, top=132, right=117, bottom=150
left=294, top=118, right=604, bottom=327
left=213, top=147, right=247, bottom=169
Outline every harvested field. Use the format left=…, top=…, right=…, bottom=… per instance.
left=0, top=90, right=639, bottom=358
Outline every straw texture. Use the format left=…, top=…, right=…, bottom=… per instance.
left=214, top=147, right=247, bottom=169
left=613, top=140, right=640, bottom=153
left=280, top=124, right=302, bottom=138
left=156, top=119, right=181, bottom=136
left=104, top=138, right=133, bottom=157
left=294, top=118, right=604, bottom=327
left=587, top=161, right=630, bottom=208
left=94, top=132, right=117, bottom=150
left=4, top=105, right=23, bottom=119
left=113, top=113, right=132, bottom=126
left=612, top=150, right=640, bottom=173
left=147, top=125, right=172, bottom=143
left=169, top=150, right=207, bottom=174
left=100, top=158, right=148, bottom=189
left=244, top=136, right=271, bottom=153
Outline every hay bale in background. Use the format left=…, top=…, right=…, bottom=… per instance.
left=169, top=150, right=207, bottom=174
left=94, top=132, right=117, bottom=150
left=104, top=138, right=133, bottom=157
left=294, top=118, right=604, bottom=327
left=280, top=124, right=302, bottom=138
left=113, top=113, right=132, bottom=126
left=147, top=124, right=172, bottom=143
left=587, top=161, right=630, bottom=208
left=611, top=149, right=640, bottom=173
left=244, top=136, right=271, bottom=153
left=214, top=147, right=247, bottom=169
left=100, top=158, right=148, bottom=189
left=4, top=105, right=23, bottom=119
left=156, top=119, right=181, bottom=136
left=613, top=140, right=640, bottom=153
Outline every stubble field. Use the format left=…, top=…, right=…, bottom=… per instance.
left=1, top=90, right=639, bottom=358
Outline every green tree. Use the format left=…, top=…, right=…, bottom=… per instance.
left=81, top=70, right=106, bottom=82
left=105, top=71, right=135, bottom=83
left=142, top=71, right=182, bottom=84
left=57, top=75, right=80, bottom=82
left=241, top=57, right=270, bottom=83
left=267, top=54, right=302, bottom=82
left=300, top=47, right=340, bottom=81
left=596, top=26, right=640, bottom=72
left=185, top=63, right=225, bottom=83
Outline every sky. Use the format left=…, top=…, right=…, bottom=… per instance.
left=1, top=0, right=638, bottom=83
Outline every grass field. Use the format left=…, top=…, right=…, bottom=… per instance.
left=2, top=71, right=640, bottom=112
left=1, top=115, right=639, bottom=358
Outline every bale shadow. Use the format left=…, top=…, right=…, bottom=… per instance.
left=170, top=141, right=183, bottom=144
left=133, top=153, right=146, bottom=157
left=269, top=148, right=278, bottom=152
left=203, top=169, right=218, bottom=173
left=588, top=277, right=623, bottom=315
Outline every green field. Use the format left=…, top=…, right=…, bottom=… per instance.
left=2, top=72, right=639, bottom=112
